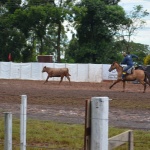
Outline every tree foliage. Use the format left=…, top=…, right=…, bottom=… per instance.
left=116, top=5, right=149, bottom=52
left=144, top=55, right=150, bottom=65
left=66, top=0, right=127, bottom=63
left=66, top=0, right=150, bottom=64
left=0, top=0, right=75, bottom=62
left=0, top=0, right=149, bottom=63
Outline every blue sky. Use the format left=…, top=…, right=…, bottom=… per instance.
left=119, top=0, right=150, bottom=46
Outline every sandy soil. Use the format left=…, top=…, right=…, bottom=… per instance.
left=0, top=79, right=150, bottom=130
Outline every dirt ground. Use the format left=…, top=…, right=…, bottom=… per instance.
left=0, top=79, right=150, bottom=130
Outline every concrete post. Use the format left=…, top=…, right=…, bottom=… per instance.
left=90, top=97, right=109, bottom=150
left=20, top=95, right=27, bottom=150
left=4, top=112, right=12, bottom=150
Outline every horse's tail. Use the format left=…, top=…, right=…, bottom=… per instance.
left=144, top=71, right=150, bottom=86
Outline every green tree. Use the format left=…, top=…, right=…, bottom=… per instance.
left=68, top=0, right=126, bottom=63
left=0, top=0, right=28, bottom=62
left=117, top=5, right=149, bottom=52
left=144, top=55, right=150, bottom=65
left=0, top=0, right=74, bottom=62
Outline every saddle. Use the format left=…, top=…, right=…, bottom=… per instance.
left=123, top=66, right=135, bottom=74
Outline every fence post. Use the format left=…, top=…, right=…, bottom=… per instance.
left=91, top=97, right=109, bottom=150
left=20, top=95, right=27, bottom=150
left=84, top=99, right=91, bottom=150
left=4, top=112, right=12, bottom=150
left=128, top=131, right=134, bottom=150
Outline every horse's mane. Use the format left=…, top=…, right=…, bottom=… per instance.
left=113, top=61, right=122, bottom=67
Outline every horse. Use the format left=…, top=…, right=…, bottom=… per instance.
left=108, top=61, right=150, bottom=93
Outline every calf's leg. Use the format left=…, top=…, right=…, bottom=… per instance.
left=44, top=76, right=49, bottom=84
left=59, top=76, right=64, bottom=84
left=66, top=76, right=71, bottom=84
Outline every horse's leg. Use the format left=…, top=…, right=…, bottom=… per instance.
left=122, top=81, right=126, bottom=92
left=139, top=80, right=146, bottom=93
left=145, top=72, right=150, bottom=86
left=145, top=78, right=150, bottom=86
left=143, top=82, right=146, bottom=93
left=109, top=79, right=122, bottom=89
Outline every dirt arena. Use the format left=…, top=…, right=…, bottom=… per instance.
left=0, top=79, right=150, bottom=130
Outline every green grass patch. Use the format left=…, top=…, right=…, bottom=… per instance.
left=110, top=99, right=150, bottom=110
left=0, top=118, right=149, bottom=149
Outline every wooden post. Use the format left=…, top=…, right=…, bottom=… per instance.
left=128, top=131, right=134, bottom=150
left=84, top=99, right=91, bottom=150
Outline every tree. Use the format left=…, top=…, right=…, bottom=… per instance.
left=68, top=0, right=126, bottom=63
left=144, top=55, right=150, bottom=65
left=0, top=2, right=26, bottom=62
left=117, top=5, right=149, bottom=52
left=0, top=0, right=75, bottom=62
left=52, top=0, right=76, bottom=62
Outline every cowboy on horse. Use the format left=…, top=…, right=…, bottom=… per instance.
left=121, top=52, right=138, bottom=79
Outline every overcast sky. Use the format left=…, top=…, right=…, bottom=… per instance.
left=119, top=0, right=150, bottom=46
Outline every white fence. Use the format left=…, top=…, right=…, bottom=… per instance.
left=0, top=62, right=118, bottom=82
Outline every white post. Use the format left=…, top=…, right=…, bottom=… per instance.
left=4, top=112, right=12, bottom=150
left=20, top=95, right=27, bottom=150
left=90, top=97, right=109, bottom=150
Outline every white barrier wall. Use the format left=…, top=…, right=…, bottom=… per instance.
left=102, top=64, right=118, bottom=80
left=0, top=62, right=118, bottom=82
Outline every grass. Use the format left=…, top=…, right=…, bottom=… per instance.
left=0, top=118, right=150, bottom=150
left=110, top=98, right=150, bottom=110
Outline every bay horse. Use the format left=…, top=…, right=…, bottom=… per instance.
left=108, top=61, right=150, bottom=93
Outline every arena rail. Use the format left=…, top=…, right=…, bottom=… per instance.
left=0, top=62, right=118, bottom=82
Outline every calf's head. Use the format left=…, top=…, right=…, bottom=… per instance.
left=42, top=66, right=47, bottom=72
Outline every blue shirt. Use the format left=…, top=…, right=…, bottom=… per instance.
left=121, top=54, right=138, bottom=66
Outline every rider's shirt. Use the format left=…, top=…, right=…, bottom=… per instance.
left=121, top=54, right=138, bottom=67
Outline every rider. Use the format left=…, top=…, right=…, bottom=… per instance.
left=121, top=51, right=138, bottom=79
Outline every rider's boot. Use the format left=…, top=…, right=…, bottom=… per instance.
left=122, top=72, right=126, bottom=79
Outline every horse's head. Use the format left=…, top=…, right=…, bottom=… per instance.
left=108, top=62, right=118, bottom=72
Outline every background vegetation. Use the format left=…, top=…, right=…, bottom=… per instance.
left=0, top=0, right=149, bottom=64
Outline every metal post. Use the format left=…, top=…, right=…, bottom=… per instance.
left=4, top=112, right=12, bottom=150
left=20, top=95, right=27, bottom=150
left=90, top=97, right=109, bottom=150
